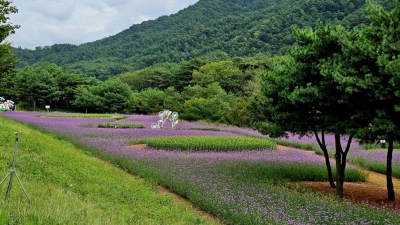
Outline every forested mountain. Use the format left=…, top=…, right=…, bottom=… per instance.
left=13, top=0, right=376, bottom=80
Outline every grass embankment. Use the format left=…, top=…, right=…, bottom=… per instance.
left=0, top=117, right=217, bottom=224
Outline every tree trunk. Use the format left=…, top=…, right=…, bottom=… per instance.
left=314, top=130, right=336, bottom=188
left=33, top=100, right=36, bottom=111
left=334, top=134, right=352, bottom=199
left=66, top=98, right=69, bottom=110
left=335, top=134, right=344, bottom=198
left=85, top=108, right=88, bottom=114
left=324, top=150, right=336, bottom=188
left=387, top=132, right=395, bottom=201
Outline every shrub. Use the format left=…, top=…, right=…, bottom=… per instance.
left=98, top=123, right=145, bottom=129
left=133, top=88, right=167, bottom=114
left=180, top=98, right=229, bottom=123
left=147, top=136, right=276, bottom=151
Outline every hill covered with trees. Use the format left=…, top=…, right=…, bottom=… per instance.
left=13, top=0, right=375, bottom=80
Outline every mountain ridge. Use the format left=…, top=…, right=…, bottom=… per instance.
left=13, top=0, right=372, bottom=80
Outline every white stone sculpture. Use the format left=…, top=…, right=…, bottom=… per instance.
left=151, top=109, right=179, bottom=129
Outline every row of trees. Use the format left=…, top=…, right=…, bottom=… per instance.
left=256, top=0, right=400, bottom=200
left=10, top=57, right=265, bottom=127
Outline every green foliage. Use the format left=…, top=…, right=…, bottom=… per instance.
left=147, top=135, right=276, bottom=151
left=163, top=127, right=221, bottom=131
left=162, top=87, right=184, bottom=113
left=192, top=60, right=247, bottom=93
left=274, top=139, right=320, bottom=152
left=133, top=87, right=167, bottom=114
left=0, top=1, right=19, bottom=98
left=15, top=63, right=62, bottom=111
left=118, top=66, right=173, bottom=91
left=0, top=42, right=18, bottom=98
left=98, top=123, right=145, bottom=129
left=181, top=97, right=229, bottom=123
left=13, top=0, right=371, bottom=78
left=72, top=86, right=97, bottom=114
left=90, top=79, right=134, bottom=113
left=0, top=0, right=19, bottom=43
left=13, top=63, right=96, bottom=112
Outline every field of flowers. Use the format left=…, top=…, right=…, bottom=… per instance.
left=1, top=111, right=400, bottom=224
left=278, top=133, right=400, bottom=179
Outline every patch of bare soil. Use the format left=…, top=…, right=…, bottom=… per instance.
left=276, top=145, right=400, bottom=210
left=300, top=181, right=400, bottom=210
left=128, top=144, right=146, bottom=150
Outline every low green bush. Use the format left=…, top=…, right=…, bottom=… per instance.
left=147, top=136, right=276, bottom=151
left=98, top=123, right=145, bottom=129
left=163, top=127, right=221, bottom=131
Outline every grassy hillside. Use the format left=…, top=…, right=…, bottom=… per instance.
left=0, top=115, right=218, bottom=224
left=13, top=0, right=374, bottom=80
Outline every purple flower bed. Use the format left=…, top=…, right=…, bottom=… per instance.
left=280, top=133, right=400, bottom=178
left=1, top=111, right=399, bottom=224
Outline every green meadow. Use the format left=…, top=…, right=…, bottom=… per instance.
left=0, top=116, right=219, bottom=224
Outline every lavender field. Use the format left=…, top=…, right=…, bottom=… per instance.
left=279, top=133, right=400, bottom=179
left=2, top=111, right=400, bottom=224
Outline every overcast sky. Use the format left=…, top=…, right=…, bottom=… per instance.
left=6, top=0, right=199, bottom=49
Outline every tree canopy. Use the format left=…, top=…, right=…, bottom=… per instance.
left=12, top=0, right=373, bottom=79
left=0, top=0, right=19, bottom=98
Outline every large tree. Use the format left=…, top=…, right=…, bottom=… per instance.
left=257, top=22, right=370, bottom=198
left=0, top=0, right=19, bottom=97
left=323, top=0, right=400, bottom=200
left=15, top=64, right=61, bottom=111
left=90, top=79, right=134, bottom=113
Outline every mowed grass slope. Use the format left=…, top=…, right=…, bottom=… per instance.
left=0, top=116, right=216, bottom=224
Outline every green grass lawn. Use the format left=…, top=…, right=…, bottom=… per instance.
left=0, top=117, right=219, bottom=224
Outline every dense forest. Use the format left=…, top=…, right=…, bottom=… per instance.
left=12, top=0, right=377, bottom=80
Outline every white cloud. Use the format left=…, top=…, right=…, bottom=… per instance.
left=7, top=0, right=199, bottom=49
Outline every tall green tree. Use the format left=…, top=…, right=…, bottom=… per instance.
left=0, top=0, right=19, bottom=42
left=257, top=22, right=370, bottom=198
left=323, top=0, right=400, bottom=201
left=191, top=60, right=247, bottom=93
left=15, top=65, right=61, bottom=111
left=91, top=79, right=133, bottom=113
left=366, top=0, right=400, bottom=201
left=72, top=86, right=97, bottom=114
left=0, top=0, right=19, bottom=97
left=0, top=42, right=17, bottom=97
